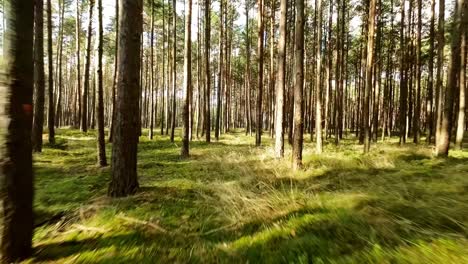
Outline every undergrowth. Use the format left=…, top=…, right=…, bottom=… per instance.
left=25, top=129, right=468, bottom=263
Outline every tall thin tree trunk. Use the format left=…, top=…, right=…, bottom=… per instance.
left=315, top=0, right=323, bottom=154
left=149, top=0, right=155, bottom=140
left=455, top=1, right=467, bottom=149
left=427, top=0, right=436, bottom=143
left=363, top=0, right=376, bottom=153
left=215, top=0, right=224, bottom=141
left=292, top=0, right=305, bottom=169
left=32, top=0, right=45, bottom=152
left=97, top=0, right=107, bottom=166
left=109, top=0, right=119, bottom=142
left=170, top=0, right=177, bottom=142
left=255, top=0, right=264, bottom=146
left=204, top=0, right=211, bottom=142
left=1, top=0, right=34, bottom=261
left=181, top=0, right=192, bottom=157
left=275, top=0, right=287, bottom=158
left=436, top=0, right=464, bottom=156
left=47, top=0, right=55, bottom=143
left=82, top=0, right=94, bottom=132
left=108, top=0, right=142, bottom=197
left=435, top=0, right=445, bottom=144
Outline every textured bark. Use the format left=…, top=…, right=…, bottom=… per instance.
left=1, top=0, right=35, bottom=261
left=399, top=0, right=407, bottom=145
left=455, top=1, right=467, bottom=149
left=170, top=0, right=177, bottom=142
left=436, top=0, right=464, bottom=156
left=97, top=0, right=107, bottom=166
left=108, top=0, right=142, bottom=197
left=427, top=0, right=436, bottom=143
left=413, top=0, right=422, bottom=143
left=47, top=0, right=55, bottom=144
left=204, top=0, right=211, bottom=142
left=82, top=0, right=94, bottom=132
left=315, top=0, right=323, bottom=154
left=32, top=0, right=45, bottom=152
left=435, top=0, right=445, bottom=144
left=181, top=0, right=192, bottom=157
left=215, top=0, right=224, bottom=141
left=255, top=0, right=264, bottom=146
left=363, top=0, right=376, bottom=153
left=109, top=0, right=119, bottom=142
left=292, top=0, right=304, bottom=170
left=274, top=0, right=287, bottom=158
left=149, top=0, right=155, bottom=140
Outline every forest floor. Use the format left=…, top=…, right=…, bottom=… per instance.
left=26, top=129, right=468, bottom=263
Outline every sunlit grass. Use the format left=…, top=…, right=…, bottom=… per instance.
left=27, top=128, right=468, bottom=263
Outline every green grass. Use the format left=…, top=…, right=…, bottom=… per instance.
left=25, top=129, right=468, bottom=263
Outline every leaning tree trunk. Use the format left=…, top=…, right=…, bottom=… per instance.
left=181, top=0, right=192, bottom=157
left=32, top=0, right=45, bottom=152
left=1, top=0, right=35, bottom=261
left=108, top=0, right=142, bottom=197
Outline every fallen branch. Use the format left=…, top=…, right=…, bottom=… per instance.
left=117, top=214, right=168, bottom=234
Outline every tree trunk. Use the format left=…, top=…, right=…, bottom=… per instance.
left=436, top=0, right=464, bottom=156
left=255, top=0, right=264, bottom=146
left=455, top=1, right=467, bottom=149
left=108, top=0, right=142, bottom=197
left=315, top=0, right=323, bottom=154
left=204, top=0, right=211, bottom=142
left=1, top=0, right=34, bottom=261
left=149, top=0, right=155, bottom=140
left=109, top=0, right=119, bottom=142
left=97, top=0, right=107, bottom=166
left=292, top=0, right=304, bottom=170
left=363, top=0, right=376, bottom=153
left=435, top=0, right=445, bottom=144
left=181, top=0, right=192, bottom=157
left=82, top=0, right=94, bottom=132
left=274, top=0, right=287, bottom=158
left=32, top=0, right=45, bottom=152
left=47, top=0, right=55, bottom=143
left=170, top=0, right=177, bottom=142
left=215, top=0, right=224, bottom=140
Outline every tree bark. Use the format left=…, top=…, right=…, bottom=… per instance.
left=108, top=0, right=142, bottom=197
left=82, top=0, right=94, bottom=132
left=292, top=0, right=304, bottom=170
left=255, top=0, right=264, bottom=146
left=275, top=0, right=287, bottom=158
left=47, top=0, right=55, bottom=143
left=204, top=0, right=211, bottom=142
left=363, top=0, right=376, bottom=153
left=1, top=0, right=34, bottom=261
left=181, top=0, right=192, bottom=157
left=436, top=0, right=464, bottom=156
left=32, top=0, right=45, bottom=152
left=315, top=0, right=323, bottom=154
left=97, top=0, right=107, bottom=166
left=170, top=0, right=177, bottom=142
